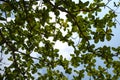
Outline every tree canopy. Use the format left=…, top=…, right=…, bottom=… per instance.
left=0, top=0, right=120, bottom=79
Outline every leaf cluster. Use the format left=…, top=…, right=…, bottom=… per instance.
left=0, top=0, right=120, bottom=79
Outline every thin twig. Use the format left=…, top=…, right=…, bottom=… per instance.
left=17, top=51, right=40, bottom=60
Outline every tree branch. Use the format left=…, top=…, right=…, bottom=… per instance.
left=0, top=30, right=27, bottom=79
left=47, top=0, right=91, bottom=51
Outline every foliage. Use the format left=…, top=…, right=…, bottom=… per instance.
left=0, top=0, right=120, bottom=80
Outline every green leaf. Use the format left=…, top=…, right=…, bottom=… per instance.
left=0, top=16, right=6, bottom=21
left=65, top=68, right=72, bottom=74
left=84, top=1, right=89, bottom=6
left=106, top=35, right=111, bottom=41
